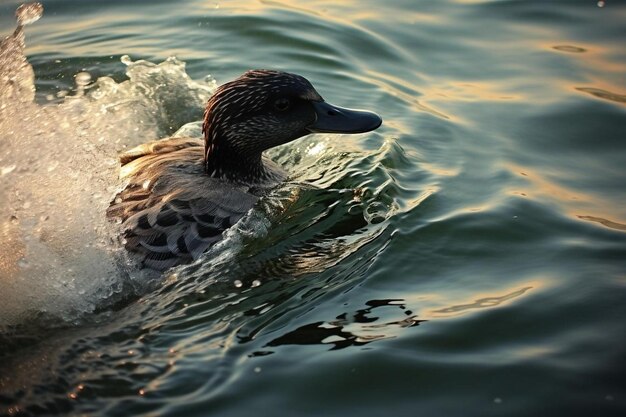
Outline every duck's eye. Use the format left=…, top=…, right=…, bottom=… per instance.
left=274, top=98, right=291, bottom=111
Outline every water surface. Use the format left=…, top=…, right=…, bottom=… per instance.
left=0, top=0, right=625, bottom=416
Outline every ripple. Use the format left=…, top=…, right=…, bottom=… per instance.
left=576, top=87, right=626, bottom=104
left=577, top=215, right=626, bottom=232
left=432, top=286, right=533, bottom=316
left=552, top=45, right=586, bottom=53
left=360, top=70, right=450, bottom=120
left=2, top=0, right=626, bottom=415
left=259, top=299, right=424, bottom=352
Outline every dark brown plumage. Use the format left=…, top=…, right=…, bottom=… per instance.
left=107, top=70, right=381, bottom=271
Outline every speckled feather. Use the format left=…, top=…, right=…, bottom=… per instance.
left=108, top=137, right=289, bottom=270
left=202, top=70, right=321, bottom=179
left=107, top=70, right=339, bottom=270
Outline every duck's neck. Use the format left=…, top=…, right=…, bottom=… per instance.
left=204, top=144, right=269, bottom=183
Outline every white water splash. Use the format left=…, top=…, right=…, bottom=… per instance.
left=0, top=5, right=217, bottom=328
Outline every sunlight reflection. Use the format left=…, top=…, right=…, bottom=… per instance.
left=306, top=141, right=326, bottom=156
left=432, top=81, right=523, bottom=102
left=505, top=163, right=590, bottom=203
left=432, top=286, right=533, bottom=315
left=428, top=279, right=549, bottom=318
left=575, top=87, right=626, bottom=104
left=505, top=163, right=626, bottom=229
left=543, top=41, right=626, bottom=104
left=552, top=45, right=587, bottom=53
left=577, top=215, right=626, bottom=232
left=198, top=0, right=378, bottom=25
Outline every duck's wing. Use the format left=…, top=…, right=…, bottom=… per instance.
left=116, top=191, right=256, bottom=271
left=108, top=138, right=258, bottom=271
left=117, top=137, right=204, bottom=165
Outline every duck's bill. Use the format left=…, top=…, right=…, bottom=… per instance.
left=307, top=101, right=382, bottom=134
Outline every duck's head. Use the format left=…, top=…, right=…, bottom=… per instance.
left=202, top=69, right=382, bottom=180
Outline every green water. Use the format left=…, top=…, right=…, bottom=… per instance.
left=1, top=0, right=625, bottom=416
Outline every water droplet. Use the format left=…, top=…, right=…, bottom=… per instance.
left=597, top=1, right=605, bottom=7
left=494, top=397, right=503, bottom=404
left=254, top=367, right=261, bottom=373
left=251, top=279, right=261, bottom=288
left=74, top=71, right=91, bottom=87
left=234, top=280, right=243, bottom=288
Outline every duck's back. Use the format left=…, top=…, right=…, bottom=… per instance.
left=107, top=137, right=258, bottom=271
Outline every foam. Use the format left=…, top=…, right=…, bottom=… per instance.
left=0, top=4, right=217, bottom=328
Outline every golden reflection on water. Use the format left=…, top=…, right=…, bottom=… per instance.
left=506, top=163, right=589, bottom=203
left=555, top=42, right=626, bottom=75
left=430, top=81, right=523, bottom=102
left=577, top=215, right=626, bottom=232
left=505, top=163, right=626, bottom=231
left=415, top=80, right=527, bottom=127
left=575, top=87, right=626, bottom=104
left=419, top=162, right=460, bottom=177
left=197, top=0, right=376, bottom=25
left=404, top=187, right=439, bottom=213
left=426, top=279, right=550, bottom=319
left=544, top=41, right=626, bottom=105
left=552, top=45, right=587, bottom=53
left=510, top=345, right=557, bottom=361
left=432, top=286, right=533, bottom=316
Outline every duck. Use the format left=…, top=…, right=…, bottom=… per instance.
left=107, top=69, right=382, bottom=271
